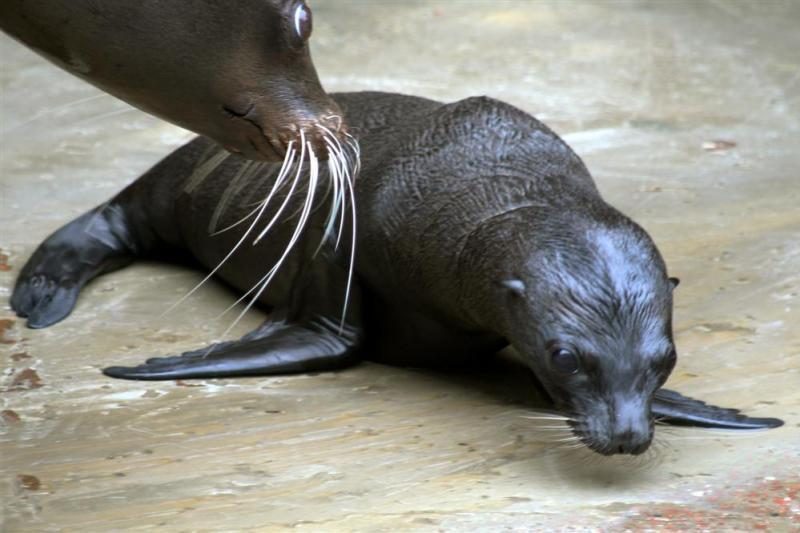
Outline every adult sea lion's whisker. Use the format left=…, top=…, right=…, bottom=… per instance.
left=213, top=151, right=298, bottom=236
left=240, top=163, right=293, bottom=208
left=319, top=129, right=360, bottom=331
left=313, top=144, right=342, bottom=258
left=320, top=132, right=355, bottom=254
left=558, top=443, right=588, bottom=451
left=210, top=203, right=262, bottom=237
left=308, top=153, right=337, bottom=230
left=520, top=414, right=571, bottom=421
left=1, top=94, right=110, bottom=135
left=208, top=160, right=256, bottom=234
left=344, top=131, right=361, bottom=157
left=339, top=152, right=358, bottom=333
left=317, top=126, right=352, bottom=251
left=253, top=132, right=309, bottom=245
left=226, top=145, right=298, bottom=239
left=219, top=162, right=274, bottom=233
left=345, top=135, right=363, bottom=180
left=220, top=138, right=313, bottom=314
left=551, top=436, right=582, bottom=443
left=161, top=143, right=297, bottom=317
left=223, top=138, right=319, bottom=335
left=320, top=134, right=347, bottom=251
left=74, top=106, right=137, bottom=126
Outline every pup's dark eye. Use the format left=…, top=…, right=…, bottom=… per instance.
left=551, top=348, right=580, bottom=375
left=294, top=2, right=312, bottom=42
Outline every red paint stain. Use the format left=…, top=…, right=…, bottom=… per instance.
left=8, top=368, right=44, bottom=390
left=16, top=474, right=41, bottom=491
left=0, top=318, right=15, bottom=344
left=621, top=477, right=800, bottom=530
left=0, top=251, right=11, bottom=271
left=2, top=409, right=22, bottom=423
left=11, top=352, right=31, bottom=361
left=174, top=380, right=203, bottom=387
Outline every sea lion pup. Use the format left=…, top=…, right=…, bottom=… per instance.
left=10, top=92, right=783, bottom=456
left=0, top=0, right=344, bottom=160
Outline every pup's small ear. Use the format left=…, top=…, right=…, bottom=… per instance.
left=669, top=277, right=680, bottom=290
left=499, top=279, right=527, bottom=297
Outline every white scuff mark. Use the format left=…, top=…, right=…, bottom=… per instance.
left=562, top=127, right=648, bottom=154
left=209, top=488, right=237, bottom=496
left=230, top=479, right=263, bottom=488
left=756, top=320, right=785, bottom=333
left=199, top=383, right=245, bottom=394
left=102, top=390, right=150, bottom=401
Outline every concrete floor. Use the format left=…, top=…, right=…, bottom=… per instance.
left=1, top=0, right=799, bottom=530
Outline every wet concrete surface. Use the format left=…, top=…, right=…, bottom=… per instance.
left=1, top=0, right=799, bottom=530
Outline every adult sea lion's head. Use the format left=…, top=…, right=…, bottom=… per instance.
left=0, top=0, right=344, bottom=161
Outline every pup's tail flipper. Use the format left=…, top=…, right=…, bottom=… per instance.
left=654, top=388, right=783, bottom=430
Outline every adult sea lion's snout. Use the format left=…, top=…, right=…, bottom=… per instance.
left=0, top=0, right=347, bottom=162
left=219, top=93, right=347, bottom=161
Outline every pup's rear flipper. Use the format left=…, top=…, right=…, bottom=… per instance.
left=103, top=320, right=361, bottom=381
left=654, top=388, right=783, bottom=429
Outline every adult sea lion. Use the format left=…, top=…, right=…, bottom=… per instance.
left=0, top=0, right=343, bottom=160
left=10, top=92, right=783, bottom=456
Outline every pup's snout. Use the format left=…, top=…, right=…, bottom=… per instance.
left=608, top=427, right=652, bottom=455
left=609, top=400, right=652, bottom=455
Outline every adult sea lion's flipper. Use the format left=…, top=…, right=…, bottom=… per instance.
left=103, top=318, right=362, bottom=381
left=653, top=388, right=783, bottom=429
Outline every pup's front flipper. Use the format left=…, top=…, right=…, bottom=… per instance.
left=654, top=388, right=783, bottom=429
left=11, top=205, right=142, bottom=329
left=103, top=318, right=361, bottom=380
left=105, top=240, right=364, bottom=381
